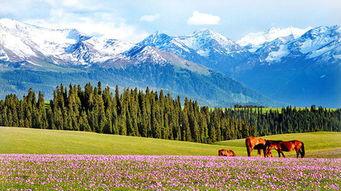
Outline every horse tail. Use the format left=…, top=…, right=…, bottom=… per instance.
left=245, top=138, right=251, bottom=157
left=300, top=142, right=305, bottom=158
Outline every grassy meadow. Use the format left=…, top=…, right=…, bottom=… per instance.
left=0, top=127, right=222, bottom=156
left=1, top=127, right=340, bottom=190
left=0, top=127, right=340, bottom=158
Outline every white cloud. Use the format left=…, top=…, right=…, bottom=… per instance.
left=140, top=14, right=160, bottom=22
left=61, top=0, right=80, bottom=7
left=237, top=26, right=312, bottom=46
left=25, top=11, right=148, bottom=43
left=44, top=0, right=106, bottom=11
left=10, top=0, right=149, bottom=43
left=187, top=11, right=220, bottom=25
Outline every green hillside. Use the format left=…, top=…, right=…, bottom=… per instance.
left=0, top=127, right=222, bottom=155
left=0, top=127, right=340, bottom=157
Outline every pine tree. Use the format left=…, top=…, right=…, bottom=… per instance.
left=79, top=111, right=91, bottom=131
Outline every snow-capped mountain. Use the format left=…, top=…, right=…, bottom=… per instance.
left=247, top=25, right=340, bottom=63
left=127, top=25, right=340, bottom=107
left=0, top=18, right=339, bottom=107
left=294, top=26, right=340, bottom=59
left=254, top=38, right=290, bottom=62
left=127, top=29, right=242, bottom=59
left=235, top=25, right=341, bottom=107
left=0, top=18, right=270, bottom=107
left=0, top=18, right=132, bottom=67
left=127, top=30, right=251, bottom=75
left=176, top=29, right=242, bottom=56
left=123, top=45, right=210, bottom=75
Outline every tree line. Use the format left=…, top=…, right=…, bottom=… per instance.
left=0, top=82, right=340, bottom=143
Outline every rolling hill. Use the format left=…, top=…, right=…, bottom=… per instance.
left=0, top=127, right=223, bottom=155
left=0, top=127, right=340, bottom=158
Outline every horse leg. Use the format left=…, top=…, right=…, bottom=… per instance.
left=249, top=147, right=254, bottom=157
left=246, top=141, right=252, bottom=157
left=263, top=146, right=267, bottom=157
left=280, top=151, right=285, bottom=158
left=277, top=150, right=281, bottom=158
left=246, top=139, right=251, bottom=157
left=300, top=143, right=305, bottom=158
left=296, top=148, right=303, bottom=158
left=257, top=148, right=261, bottom=156
left=247, top=147, right=252, bottom=157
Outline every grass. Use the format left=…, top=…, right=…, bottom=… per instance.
left=0, top=127, right=340, bottom=157
left=0, top=127, right=222, bottom=156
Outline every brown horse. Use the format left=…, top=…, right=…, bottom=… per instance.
left=218, top=149, right=236, bottom=157
left=264, top=140, right=284, bottom=157
left=245, top=136, right=267, bottom=157
left=266, top=140, right=305, bottom=158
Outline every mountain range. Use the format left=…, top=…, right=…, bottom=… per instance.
left=0, top=18, right=340, bottom=107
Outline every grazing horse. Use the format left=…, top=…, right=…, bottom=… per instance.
left=264, top=140, right=283, bottom=157
left=266, top=140, right=305, bottom=158
left=218, top=149, right=236, bottom=157
left=245, top=136, right=267, bottom=157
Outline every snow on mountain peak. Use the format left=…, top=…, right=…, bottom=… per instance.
left=1, top=19, right=339, bottom=72
left=143, top=32, right=173, bottom=45
left=137, top=46, right=167, bottom=63
left=298, top=25, right=340, bottom=57
left=0, top=18, right=36, bottom=30
left=0, top=18, right=133, bottom=65
left=191, top=29, right=236, bottom=46
left=301, top=25, right=340, bottom=39
left=0, top=18, right=19, bottom=27
left=127, top=29, right=241, bottom=59
left=67, top=29, right=90, bottom=41
left=237, top=26, right=312, bottom=47
left=193, top=29, right=227, bottom=41
left=175, top=29, right=240, bottom=56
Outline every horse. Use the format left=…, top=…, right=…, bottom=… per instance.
left=266, top=140, right=305, bottom=158
left=245, top=136, right=267, bottom=157
left=218, top=149, right=236, bottom=157
left=264, top=140, right=284, bottom=157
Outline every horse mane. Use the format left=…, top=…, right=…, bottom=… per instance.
left=265, top=140, right=282, bottom=145
left=268, top=140, right=283, bottom=142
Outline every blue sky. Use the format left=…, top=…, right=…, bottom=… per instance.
left=1, top=0, right=340, bottom=42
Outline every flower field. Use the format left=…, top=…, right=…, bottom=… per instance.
left=0, top=154, right=340, bottom=190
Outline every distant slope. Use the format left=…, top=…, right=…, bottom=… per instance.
left=215, top=132, right=341, bottom=158
left=0, top=127, right=340, bottom=158
left=0, top=65, right=271, bottom=107
left=0, top=127, right=223, bottom=155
